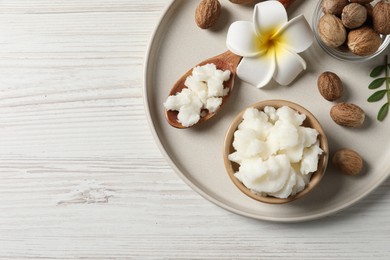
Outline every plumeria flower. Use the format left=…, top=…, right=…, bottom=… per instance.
left=226, top=1, right=313, bottom=88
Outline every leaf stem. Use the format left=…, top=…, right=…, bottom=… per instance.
left=386, top=55, right=390, bottom=105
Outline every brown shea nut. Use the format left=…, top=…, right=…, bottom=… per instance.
left=317, top=72, right=343, bottom=101
left=373, top=0, right=390, bottom=35
left=322, top=0, right=349, bottom=16
left=318, top=14, right=347, bottom=48
left=229, top=0, right=254, bottom=4
left=365, top=4, right=374, bottom=20
left=342, top=3, right=367, bottom=29
left=332, top=148, right=363, bottom=176
left=347, top=27, right=381, bottom=56
left=350, top=0, right=373, bottom=4
left=195, top=0, right=221, bottom=29
left=330, top=103, right=365, bottom=127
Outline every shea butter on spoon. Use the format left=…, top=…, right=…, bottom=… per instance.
left=164, top=63, right=231, bottom=127
left=164, top=51, right=241, bottom=129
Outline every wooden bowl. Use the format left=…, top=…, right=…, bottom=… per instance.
left=223, top=100, right=329, bottom=204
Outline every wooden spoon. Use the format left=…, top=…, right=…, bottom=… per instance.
left=165, top=0, right=296, bottom=129
left=278, top=0, right=296, bottom=9
left=165, top=51, right=241, bottom=129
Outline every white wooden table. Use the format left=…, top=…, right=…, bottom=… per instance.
left=0, top=0, right=389, bottom=259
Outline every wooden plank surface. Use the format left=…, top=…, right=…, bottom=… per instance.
left=0, top=0, right=389, bottom=259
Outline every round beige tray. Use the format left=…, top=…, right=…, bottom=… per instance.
left=144, top=0, right=390, bottom=222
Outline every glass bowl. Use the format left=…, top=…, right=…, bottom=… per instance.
left=312, top=0, right=390, bottom=62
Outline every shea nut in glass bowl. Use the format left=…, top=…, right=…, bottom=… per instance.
left=312, top=0, right=390, bottom=62
left=223, top=100, right=329, bottom=204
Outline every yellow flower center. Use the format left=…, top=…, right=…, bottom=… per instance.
left=256, top=29, right=286, bottom=55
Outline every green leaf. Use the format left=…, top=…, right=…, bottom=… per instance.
left=367, top=90, right=388, bottom=102
left=377, top=103, right=389, bottom=121
left=368, top=78, right=386, bottom=89
left=370, top=65, right=385, bottom=77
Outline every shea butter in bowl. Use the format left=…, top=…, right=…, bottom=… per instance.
left=223, top=100, right=329, bottom=204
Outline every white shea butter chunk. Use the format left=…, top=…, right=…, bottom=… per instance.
left=164, top=63, right=231, bottom=127
left=235, top=155, right=291, bottom=194
left=229, top=106, right=323, bottom=199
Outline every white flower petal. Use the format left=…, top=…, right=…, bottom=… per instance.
left=276, top=15, right=314, bottom=53
left=274, top=48, right=306, bottom=86
left=226, top=21, right=261, bottom=57
left=253, top=1, right=287, bottom=37
left=237, top=49, right=276, bottom=88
